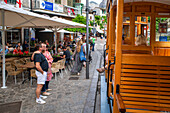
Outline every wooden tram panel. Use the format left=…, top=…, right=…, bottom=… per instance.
left=115, top=55, right=170, bottom=112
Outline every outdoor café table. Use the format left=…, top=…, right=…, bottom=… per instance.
left=18, top=62, right=35, bottom=84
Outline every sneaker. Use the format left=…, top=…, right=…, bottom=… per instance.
left=40, top=95, right=47, bottom=99
left=36, top=98, right=46, bottom=104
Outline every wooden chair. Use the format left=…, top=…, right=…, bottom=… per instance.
left=30, top=69, right=37, bottom=85
left=58, top=58, right=67, bottom=75
left=5, top=63, right=22, bottom=84
left=13, top=60, right=27, bottom=81
left=51, top=62, right=61, bottom=80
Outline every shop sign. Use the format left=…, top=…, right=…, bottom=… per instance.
left=40, top=1, right=53, bottom=11
left=159, top=23, right=168, bottom=33
left=53, top=4, right=63, bottom=12
left=159, top=36, right=167, bottom=41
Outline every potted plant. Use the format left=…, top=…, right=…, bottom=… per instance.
left=5, top=53, right=13, bottom=58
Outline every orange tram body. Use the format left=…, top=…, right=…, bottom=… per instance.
left=105, top=0, right=170, bottom=113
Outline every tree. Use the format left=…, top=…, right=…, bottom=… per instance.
left=64, top=14, right=91, bottom=33
left=94, top=15, right=107, bottom=29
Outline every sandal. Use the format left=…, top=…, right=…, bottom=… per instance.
left=46, top=89, right=52, bottom=92
left=42, top=92, right=51, bottom=96
left=96, top=68, right=105, bottom=73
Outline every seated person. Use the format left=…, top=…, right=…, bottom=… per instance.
left=16, top=42, right=23, bottom=51
left=13, top=46, right=21, bottom=54
left=57, top=45, right=63, bottom=55
left=0, top=46, right=9, bottom=55
left=97, top=54, right=108, bottom=73
left=135, top=34, right=147, bottom=46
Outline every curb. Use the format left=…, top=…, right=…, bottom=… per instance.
left=83, top=51, right=101, bottom=113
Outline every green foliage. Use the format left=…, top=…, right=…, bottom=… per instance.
left=94, top=15, right=107, bottom=29
left=90, top=20, right=94, bottom=26
left=64, top=14, right=91, bottom=33
left=102, top=16, right=107, bottom=23
left=167, top=36, right=170, bottom=41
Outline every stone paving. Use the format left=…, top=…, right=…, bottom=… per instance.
left=0, top=38, right=105, bottom=113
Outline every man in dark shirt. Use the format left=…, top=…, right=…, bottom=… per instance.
left=62, top=46, right=71, bottom=63
left=33, top=44, right=49, bottom=104
left=23, top=41, right=29, bottom=52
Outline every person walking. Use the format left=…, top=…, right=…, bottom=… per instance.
left=41, top=44, right=53, bottom=95
left=33, top=44, right=49, bottom=104
left=71, top=40, right=83, bottom=75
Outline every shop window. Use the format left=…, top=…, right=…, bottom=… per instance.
left=155, top=18, right=170, bottom=42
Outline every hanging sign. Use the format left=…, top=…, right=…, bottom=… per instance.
left=53, top=4, right=63, bottom=12
left=159, top=23, right=168, bottom=33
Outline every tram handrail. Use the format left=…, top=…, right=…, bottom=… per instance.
left=103, top=48, right=109, bottom=67
left=107, top=57, right=115, bottom=100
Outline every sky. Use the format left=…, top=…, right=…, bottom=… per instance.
left=81, top=0, right=103, bottom=5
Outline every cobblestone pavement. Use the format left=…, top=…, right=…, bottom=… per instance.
left=0, top=38, right=105, bottom=113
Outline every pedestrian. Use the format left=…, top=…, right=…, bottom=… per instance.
left=62, top=46, right=71, bottom=64
left=41, top=44, right=53, bottom=95
left=32, top=44, right=49, bottom=104
left=71, top=40, right=83, bottom=75
left=80, top=39, right=86, bottom=67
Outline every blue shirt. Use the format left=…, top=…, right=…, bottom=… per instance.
left=0, top=49, right=9, bottom=55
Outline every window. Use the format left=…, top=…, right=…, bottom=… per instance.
left=7, top=0, right=16, bottom=4
left=135, top=16, right=150, bottom=46
left=55, top=0, right=61, bottom=4
left=123, top=17, right=131, bottom=45
left=67, top=0, right=73, bottom=7
left=155, top=18, right=170, bottom=42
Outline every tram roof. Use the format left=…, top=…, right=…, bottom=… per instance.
left=111, top=0, right=170, bottom=6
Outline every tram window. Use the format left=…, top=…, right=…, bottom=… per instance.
left=155, top=18, right=170, bottom=42
left=135, top=16, right=150, bottom=46
left=123, top=17, right=131, bottom=45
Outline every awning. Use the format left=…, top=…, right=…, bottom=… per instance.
left=33, top=9, right=76, bottom=19
left=52, top=16, right=86, bottom=28
left=0, top=3, right=76, bottom=28
left=64, top=5, right=78, bottom=10
left=58, top=29, right=74, bottom=34
left=97, top=29, right=104, bottom=34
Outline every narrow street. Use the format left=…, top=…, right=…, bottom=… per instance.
left=0, top=38, right=105, bottom=113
